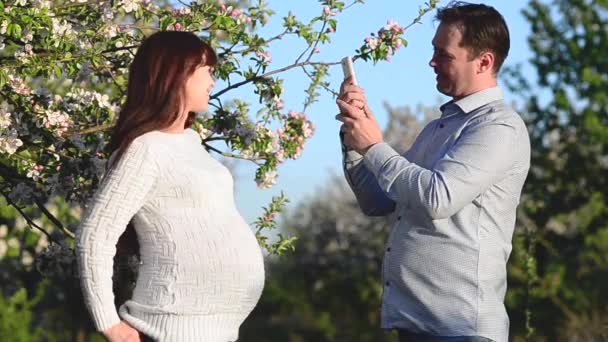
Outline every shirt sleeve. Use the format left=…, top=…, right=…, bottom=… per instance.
left=341, top=133, right=396, bottom=216
left=75, top=140, right=158, bottom=332
left=362, top=118, right=520, bottom=220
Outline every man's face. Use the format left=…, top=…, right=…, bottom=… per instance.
left=429, top=23, right=478, bottom=100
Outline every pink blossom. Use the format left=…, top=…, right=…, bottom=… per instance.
left=322, top=6, right=336, bottom=17
left=293, top=146, right=302, bottom=159
left=275, top=149, right=285, bottom=163
left=366, top=37, right=379, bottom=50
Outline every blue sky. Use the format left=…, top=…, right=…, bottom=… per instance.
left=220, top=1, right=534, bottom=223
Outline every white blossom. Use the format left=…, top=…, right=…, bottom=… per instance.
left=22, top=31, right=34, bottom=43
left=120, top=0, right=141, bottom=13
left=27, top=165, right=44, bottom=181
left=0, top=129, right=24, bottom=155
left=104, top=25, right=120, bottom=39
left=0, top=112, right=12, bottom=129
left=32, top=0, right=51, bottom=9
left=51, top=18, right=74, bottom=38
left=102, top=3, right=114, bottom=21
left=256, top=170, right=278, bottom=189
left=35, top=233, right=49, bottom=254
left=7, top=73, right=31, bottom=95
left=0, top=240, right=7, bottom=259
left=0, top=225, right=7, bottom=238
left=7, top=237, right=20, bottom=249
left=22, top=251, right=34, bottom=267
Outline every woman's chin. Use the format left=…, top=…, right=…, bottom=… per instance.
left=192, top=104, right=209, bottom=112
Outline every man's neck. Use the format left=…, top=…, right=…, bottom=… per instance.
left=452, top=80, right=498, bottom=101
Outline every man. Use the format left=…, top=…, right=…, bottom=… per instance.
left=336, top=2, right=530, bottom=342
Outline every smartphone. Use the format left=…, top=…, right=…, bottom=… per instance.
left=341, top=56, right=358, bottom=86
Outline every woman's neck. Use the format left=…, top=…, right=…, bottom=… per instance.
left=159, top=112, right=189, bottom=133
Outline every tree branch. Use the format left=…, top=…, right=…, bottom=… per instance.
left=0, top=189, right=61, bottom=244
left=210, top=59, right=340, bottom=99
left=73, top=123, right=116, bottom=136
left=204, top=143, right=262, bottom=165
left=0, top=163, right=75, bottom=239
left=33, top=197, right=75, bottom=239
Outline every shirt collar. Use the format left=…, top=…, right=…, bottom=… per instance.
left=440, top=87, right=504, bottom=117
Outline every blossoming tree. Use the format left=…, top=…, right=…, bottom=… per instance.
left=0, top=0, right=438, bottom=265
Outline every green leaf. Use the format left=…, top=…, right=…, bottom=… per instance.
left=54, top=65, right=62, bottom=78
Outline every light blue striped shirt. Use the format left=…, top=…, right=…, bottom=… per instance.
left=343, top=87, right=530, bottom=342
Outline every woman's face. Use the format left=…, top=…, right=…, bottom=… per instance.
left=184, top=64, right=215, bottom=113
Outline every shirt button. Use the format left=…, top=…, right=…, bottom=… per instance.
left=387, top=247, right=391, bottom=252
left=385, top=281, right=390, bottom=287
left=439, top=123, right=445, bottom=128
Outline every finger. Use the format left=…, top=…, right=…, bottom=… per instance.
left=339, top=91, right=367, bottom=106
left=336, top=99, right=363, bottom=117
left=335, top=113, right=357, bottom=126
left=337, top=89, right=365, bottom=104
left=339, top=76, right=357, bottom=94
left=336, top=98, right=354, bottom=114
left=336, top=99, right=365, bottom=118
left=341, top=83, right=364, bottom=95
left=337, top=95, right=365, bottom=111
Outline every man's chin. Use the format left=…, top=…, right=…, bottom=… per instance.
left=436, top=84, right=451, bottom=97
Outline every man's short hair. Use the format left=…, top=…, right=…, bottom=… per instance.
left=436, top=2, right=510, bottom=74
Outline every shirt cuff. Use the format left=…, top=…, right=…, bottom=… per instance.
left=363, top=142, right=401, bottom=176
left=340, top=132, right=364, bottom=165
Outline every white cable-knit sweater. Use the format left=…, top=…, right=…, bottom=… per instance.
left=75, top=129, right=265, bottom=342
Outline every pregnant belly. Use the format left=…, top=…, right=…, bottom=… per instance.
left=132, top=224, right=265, bottom=314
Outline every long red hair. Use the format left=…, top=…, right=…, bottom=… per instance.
left=110, top=31, right=217, bottom=257
left=109, top=30, right=217, bottom=166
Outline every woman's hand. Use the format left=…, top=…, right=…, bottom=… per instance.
left=103, top=321, right=141, bottom=342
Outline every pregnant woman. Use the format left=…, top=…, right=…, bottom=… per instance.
left=76, top=31, right=265, bottom=342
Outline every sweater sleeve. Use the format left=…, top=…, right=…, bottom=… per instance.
left=75, top=140, right=158, bottom=332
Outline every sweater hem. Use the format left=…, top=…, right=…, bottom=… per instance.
left=119, top=301, right=244, bottom=342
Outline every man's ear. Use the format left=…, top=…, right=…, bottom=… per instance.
left=477, top=51, right=495, bottom=74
